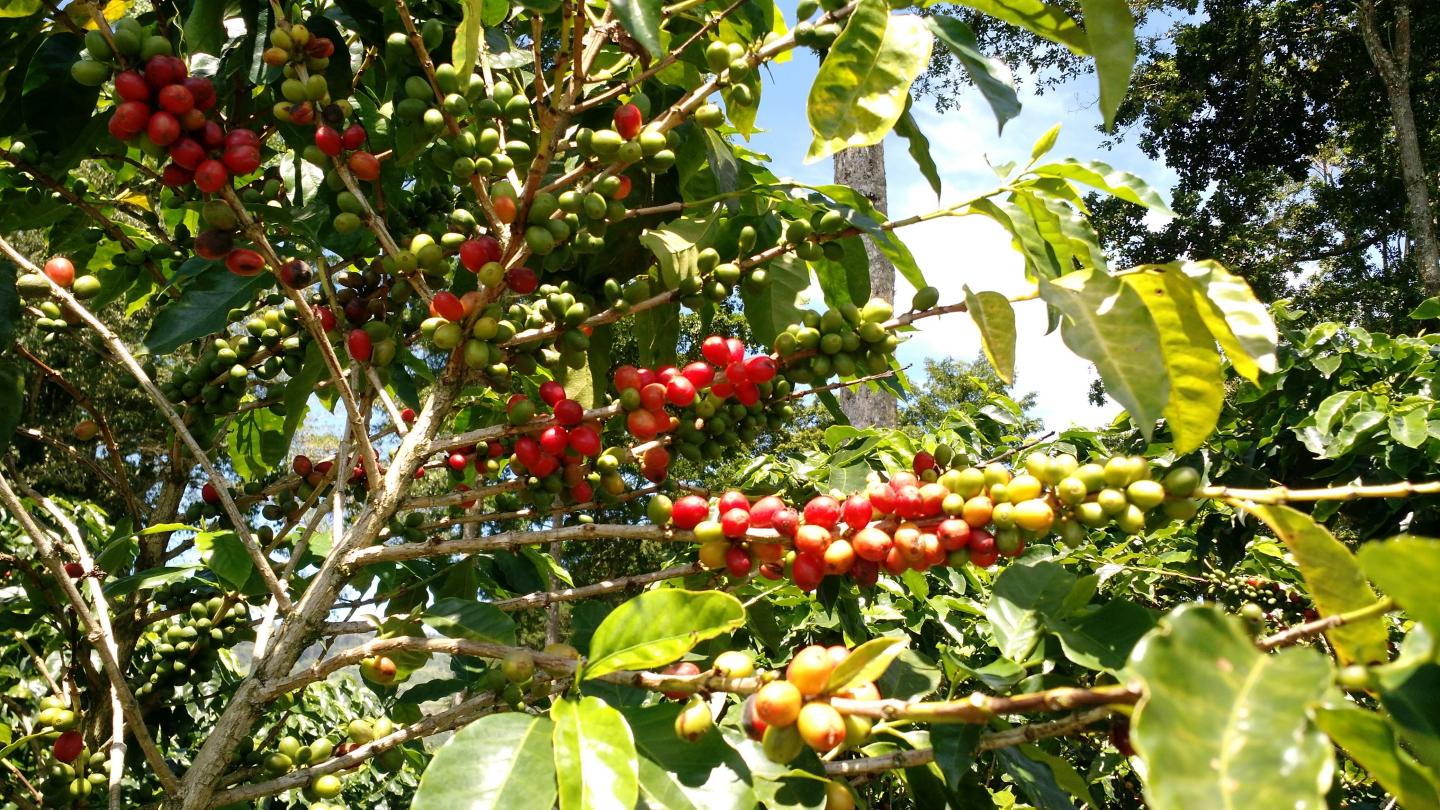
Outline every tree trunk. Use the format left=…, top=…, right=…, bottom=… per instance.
left=1357, top=0, right=1440, bottom=295
left=833, top=142, right=898, bottom=427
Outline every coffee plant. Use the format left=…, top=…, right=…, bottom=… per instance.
left=0, top=0, right=1438, bottom=807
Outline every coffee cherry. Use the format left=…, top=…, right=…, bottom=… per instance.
left=315, top=126, right=342, bottom=156
left=713, top=650, right=755, bottom=678
left=674, top=696, right=714, bottom=742
left=762, top=724, right=805, bottom=764
left=803, top=495, right=841, bottom=529
left=341, top=124, right=367, bottom=149
left=786, top=645, right=835, bottom=696
left=52, top=730, right=84, bottom=763
left=63, top=561, right=85, bottom=578
left=796, top=701, right=845, bottom=751
left=43, top=257, right=75, bottom=288
left=194, top=159, right=229, bottom=193
left=613, top=103, right=643, bottom=140
left=348, top=151, right=380, bottom=181
left=825, top=781, right=857, bottom=810
left=360, top=655, right=397, bottom=684
left=660, top=661, right=701, bottom=699
left=346, top=329, right=373, bottom=362
left=754, top=680, right=802, bottom=727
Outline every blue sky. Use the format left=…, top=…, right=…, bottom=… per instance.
left=745, top=9, right=1182, bottom=431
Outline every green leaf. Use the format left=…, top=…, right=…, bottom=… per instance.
left=1409, top=297, right=1440, bottom=321
left=1241, top=504, right=1389, bottom=666
left=996, top=746, right=1088, bottom=810
left=144, top=265, right=272, bottom=355
left=102, top=565, right=201, bottom=598
left=0, top=0, right=40, bottom=17
left=985, top=560, right=1076, bottom=661
left=1053, top=600, right=1155, bottom=673
left=1312, top=704, right=1440, bottom=810
left=282, top=341, right=325, bottom=453
left=826, top=636, right=907, bottom=692
left=620, top=703, right=757, bottom=810
left=611, top=0, right=662, bottom=57
left=943, top=0, right=1088, bottom=55
left=1037, top=270, right=1168, bottom=439
left=806, top=0, right=934, bottom=162
left=1029, top=159, right=1173, bottom=214
left=893, top=97, right=942, bottom=197
left=1176, top=259, right=1278, bottom=384
left=413, top=713, right=556, bottom=810
left=740, top=253, right=808, bottom=346
left=1030, top=123, right=1061, bottom=161
left=925, top=16, right=1020, bottom=134
left=1122, top=269, right=1224, bottom=454
left=805, top=184, right=927, bottom=290
left=964, top=287, right=1016, bottom=384
left=0, top=361, right=22, bottom=457
left=1129, top=605, right=1334, bottom=810
left=0, top=261, right=17, bottom=352
left=640, top=217, right=715, bottom=294
left=929, top=725, right=982, bottom=793
left=183, top=0, right=226, bottom=55
left=584, top=589, right=745, bottom=680
left=1079, top=0, right=1135, bottom=130
left=811, top=235, right=870, bottom=310
left=195, top=530, right=253, bottom=590
left=1358, top=536, right=1440, bottom=640
left=225, top=406, right=288, bottom=482
left=421, top=597, right=518, bottom=646
left=1375, top=662, right=1440, bottom=773
left=452, top=0, right=485, bottom=81
left=552, top=696, right=639, bottom=810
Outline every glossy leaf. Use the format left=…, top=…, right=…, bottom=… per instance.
left=225, top=406, right=288, bottom=482
left=1030, top=159, right=1173, bottom=214
left=1357, top=535, right=1440, bottom=638
left=1178, top=259, right=1278, bottom=383
left=1242, top=504, right=1389, bottom=665
left=893, top=97, right=943, bottom=197
left=985, top=560, right=1076, bottom=662
left=0, top=0, right=40, bottom=17
left=412, top=713, right=556, bottom=810
left=740, top=253, right=808, bottom=346
left=144, top=266, right=272, bottom=355
left=964, top=286, right=1016, bottom=384
left=422, top=597, right=518, bottom=646
left=612, top=0, right=662, bottom=57
left=1123, top=269, right=1224, bottom=454
left=102, top=565, right=201, bottom=598
left=1053, top=600, right=1155, bottom=673
left=944, top=0, right=1088, bottom=55
left=1038, top=270, right=1168, bottom=439
left=584, top=589, right=745, bottom=679
left=806, top=0, right=933, bottom=162
left=195, top=530, right=252, bottom=590
left=826, top=636, right=907, bottom=692
left=1079, top=0, right=1135, bottom=130
left=925, top=15, right=1020, bottom=133
left=552, top=696, right=639, bottom=810
left=1312, top=704, right=1440, bottom=809
left=1130, top=605, right=1334, bottom=810
left=452, top=0, right=485, bottom=81
left=621, top=702, right=757, bottom=810
left=1375, top=662, right=1440, bottom=773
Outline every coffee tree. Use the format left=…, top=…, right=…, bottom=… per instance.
left=1, top=0, right=1438, bottom=807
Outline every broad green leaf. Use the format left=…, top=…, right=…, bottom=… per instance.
left=1030, top=159, right=1173, bottom=214
left=553, top=696, right=639, bottom=810
left=1375, top=662, right=1440, bottom=773
left=1130, top=605, right=1334, bottom=810
left=929, top=725, right=982, bottom=793
left=925, top=16, right=1020, bottom=134
left=1312, top=705, right=1440, bottom=809
left=985, top=560, right=1076, bottom=661
left=421, top=597, right=518, bottom=646
left=281, top=342, right=325, bottom=455
left=194, top=531, right=253, bottom=590
left=1079, top=0, right=1135, bottom=130
left=1177, top=259, right=1278, bottom=383
left=413, top=713, right=556, bottom=810
left=558, top=349, right=596, bottom=409
left=584, top=589, right=745, bottom=679
left=144, top=266, right=272, bottom=355
left=452, top=0, right=484, bottom=81
left=971, top=197, right=1061, bottom=280
left=620, top=703, right=757, bottom=810
left=1122, top=270, right=1224, bottom=454
left=1037, top=270, right=1168, bottom=439
left=943, top=0, right=1088, bottom=55
left=1357, top=536, right=1440, bottom=638
left=1242, top=504, right=1389, bottom=666
left=225, top=406, right=288, bottom=482
left=964, top=287, right=1016, bottom=384
left=0, top=361, right=22, bottom=457
left=810, top=235, right=870, bottom=310
left=640, top=217, right=715, bottom=293
left=826, top=636, right=906, bottom=692
left=0, top=0, right=39, bottom=17
left=1409, top=297, right=1440, bottom=321
left=1388, top=406, right=1428, bottom=449
left=806, top=0, right=934, bottom=162
left=1053, top=600, right=1155, bottom=673
left=182, top=0, right=225, bottom=54
left=893, top=97, right=942, bottom=197
left=740, top=253, right=808, bottom=346
left=612, top=0, right=662, bottom=57
left=804, top=183, right=927, bottom=290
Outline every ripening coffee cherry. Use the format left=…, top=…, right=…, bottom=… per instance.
left=661, top=662, right=701, bottom=700
left=796, top=701, right=845, bottom=751
left=786, top=645, right=835, bottom=696
left=53, top=730, right=84, bottom=763
left=359, top=655, right=397, bottom=684
left=671, top=495, right=709, bottom=530
left=761, top=724, right=805, bottom=764
left=613, top=103, right=643, bottom=140
left=43, top=257, right=75, bottom=288
left=348, top=151, right=380, bottom=181
left=674, top=696, right=714, bottom=742
left=754, top=680, right=802, bottom=727
left=713, top=650, right=754, bottom=678
left=314, top=125, right=342, bottom=156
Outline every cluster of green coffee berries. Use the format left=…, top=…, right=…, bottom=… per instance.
left=774, top=298, right=904, bottom=384
left=68, top=17, right=170, bottom=86
left=792, top=0, right=847, bottom=50
left=1203, top=570, right=1313, bottom=628
left=42, top=746, right=108, bottom=802
left=519, top=181, right=631, bottom=258
left=132, top=596, right=252, bottom=698
left=263, top=22, right=343, bottom=125
left=158, top=321, right=303, bottom=417
left=477, top=644, right=579, bottom=708
left=35, top=694, right=80, bottom=732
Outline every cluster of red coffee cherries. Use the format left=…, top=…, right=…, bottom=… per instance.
left=314, top=123, right=380, bottom=181
left=656, top=467, right=1017, bottom=591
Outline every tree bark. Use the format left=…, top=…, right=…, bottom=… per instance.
left=1357, top=0, right=1440, bottom=295
left=833, top=142, right=899, bottom=427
